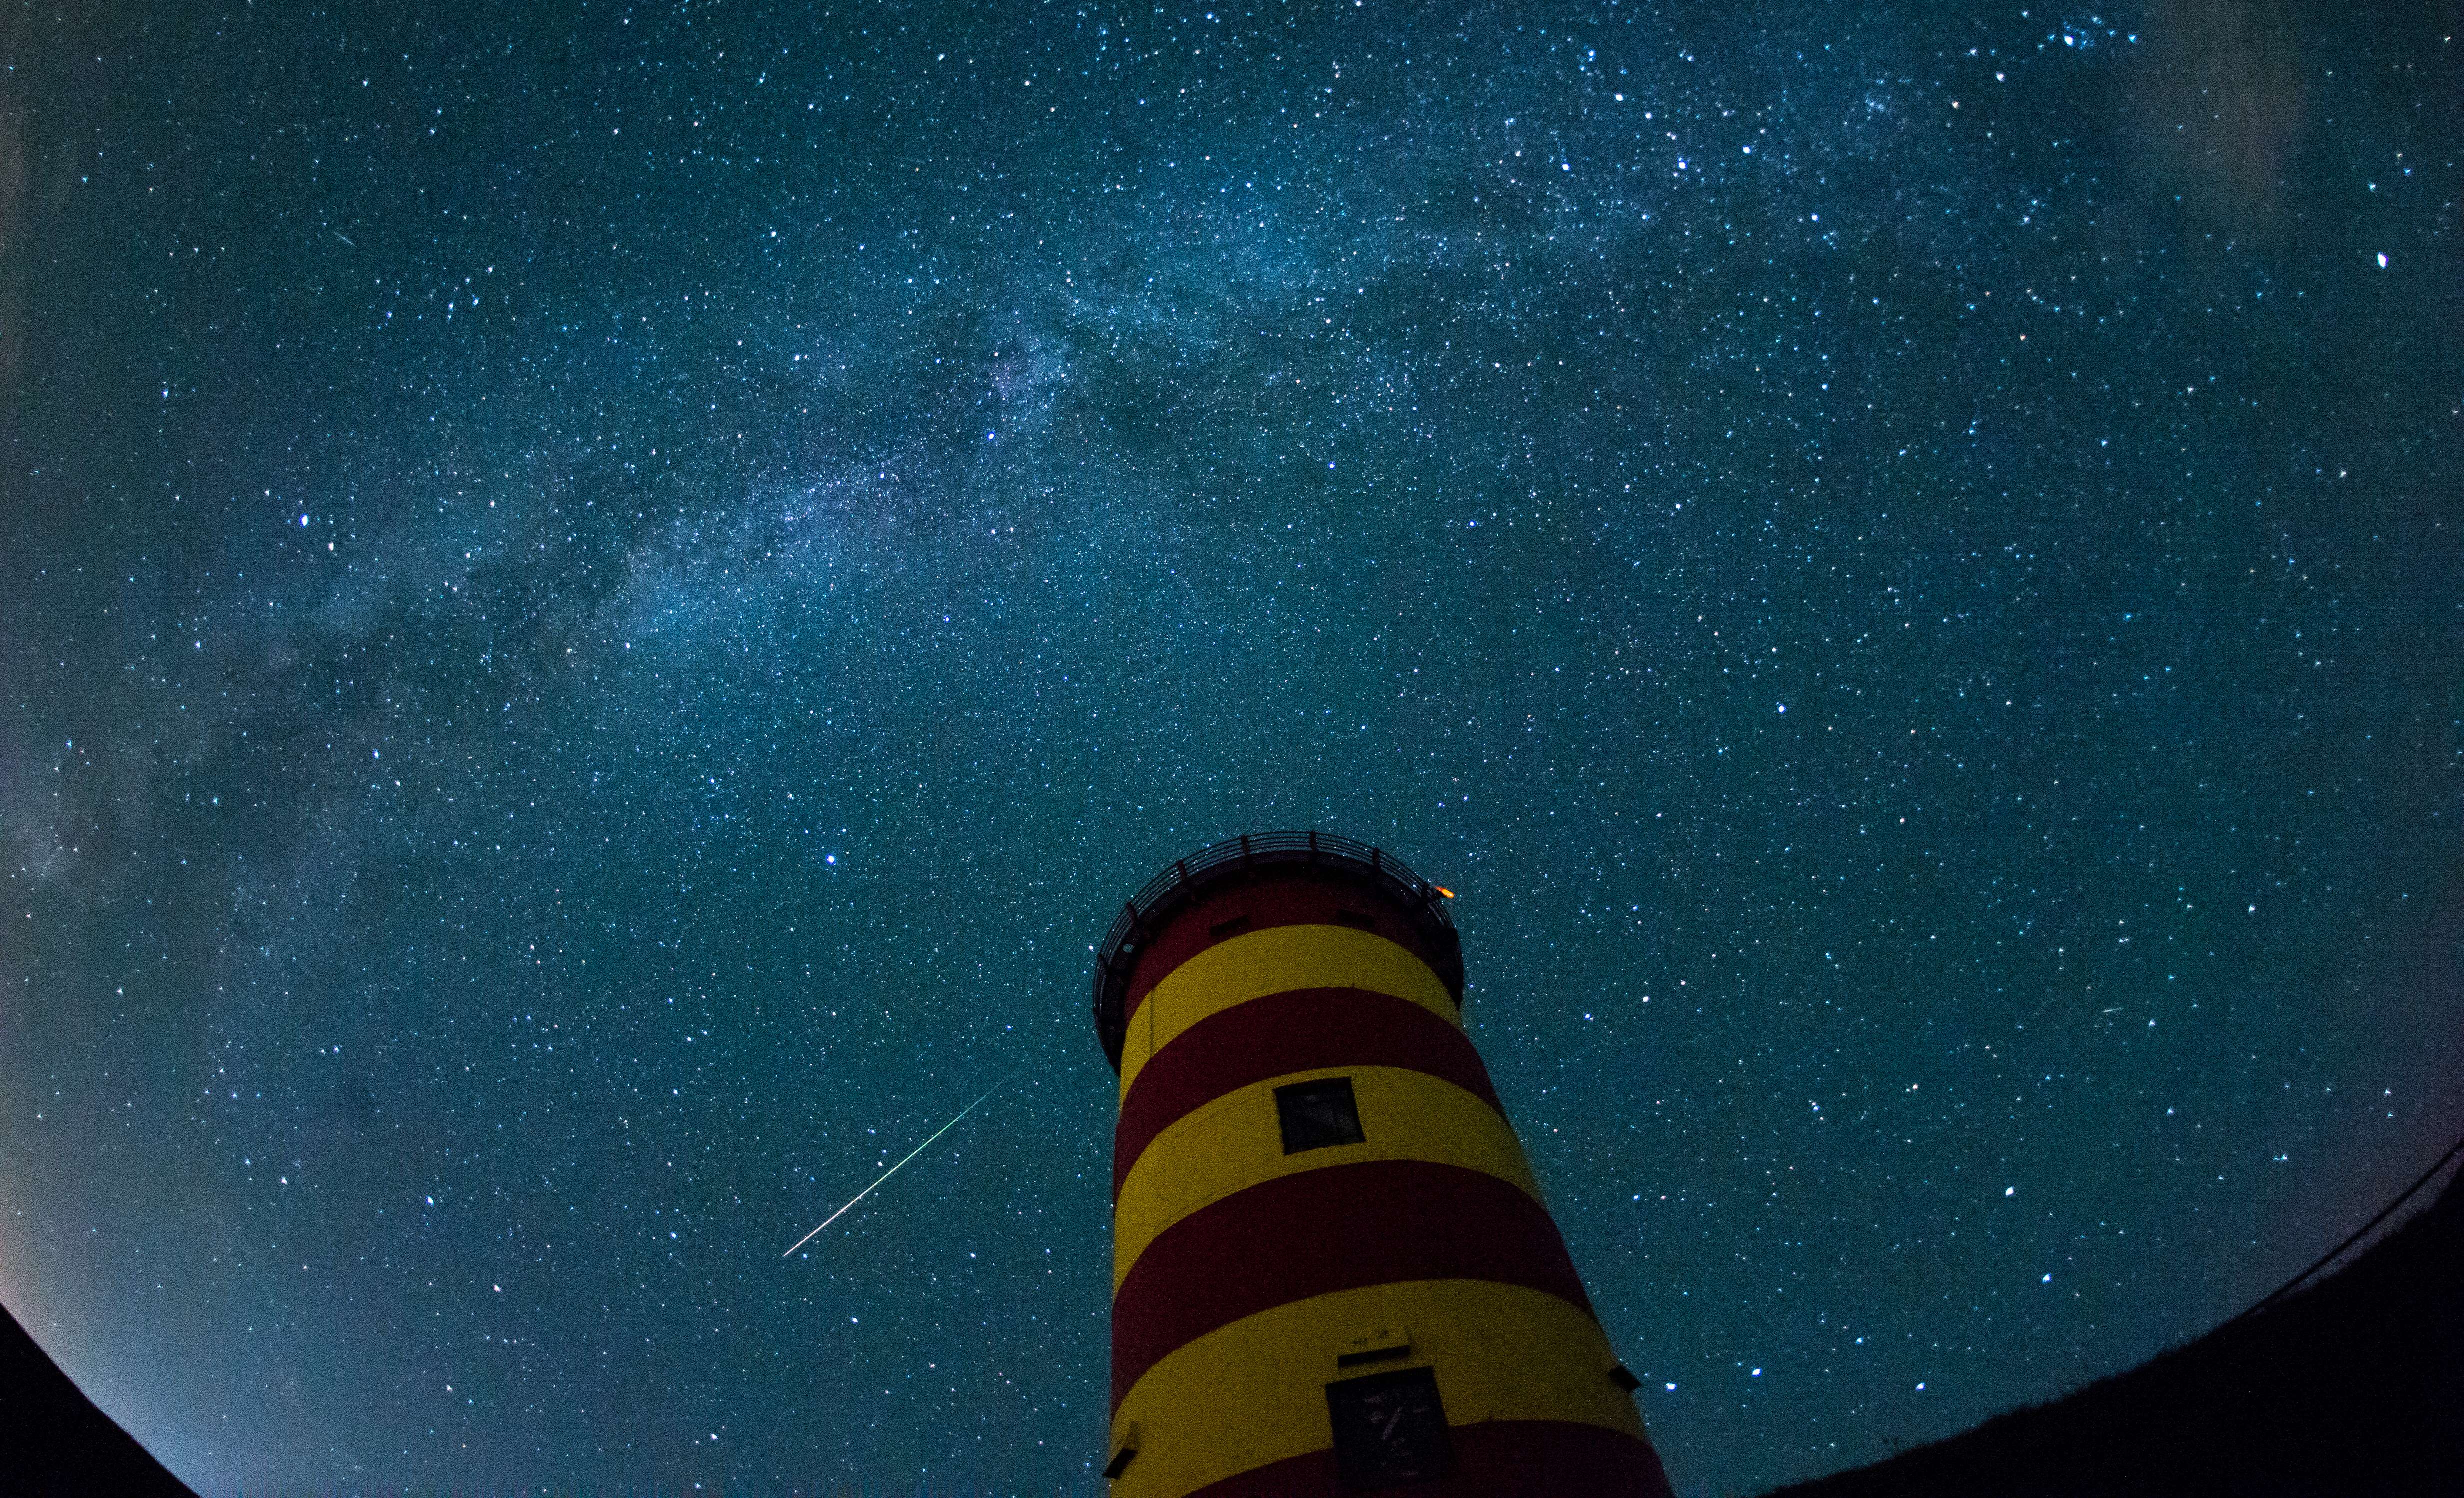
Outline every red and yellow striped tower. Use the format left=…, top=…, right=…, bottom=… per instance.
left=1092, top=832, right=1676, bottom=1498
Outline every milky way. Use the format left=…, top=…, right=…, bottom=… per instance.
left=3, top=3, right=2459, bottom=1494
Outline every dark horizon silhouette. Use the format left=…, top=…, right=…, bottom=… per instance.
left=1760, top=1162, right=2464, bottom=1498
left=0, top=1300, right=198, bottom=1497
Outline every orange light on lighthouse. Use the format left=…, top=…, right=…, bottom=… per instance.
left=1092, top=831, right=1676, bottom=1497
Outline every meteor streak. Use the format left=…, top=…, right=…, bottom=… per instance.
left=782, top=1081, right=1003, bottom=1258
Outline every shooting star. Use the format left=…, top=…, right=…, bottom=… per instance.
left=782, top=1081, right=1004, bottom=1258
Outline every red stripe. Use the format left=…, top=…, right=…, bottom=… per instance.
left=1114, top=987, right=1502, bottom=1198
left=1180, top=1419, right=1676, bottom=1498
left=1120, top=866, right=1459, bottom=1030
left=1110, top=1161, right=1594, bottom=1410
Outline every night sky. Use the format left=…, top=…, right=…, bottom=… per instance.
left=3, top=2, right=2460, bottom=1494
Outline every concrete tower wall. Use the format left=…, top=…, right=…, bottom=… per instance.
left=1094, top=835, right=1674, bottom=1498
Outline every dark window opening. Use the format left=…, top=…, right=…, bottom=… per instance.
left=1275, top=1077, right=1366, bottom=1154
left=1208, top=913, right=1254, bottom=940
left=1332, top=908, right=1378, bottom=931
left=1102, top=1422, right=1140, bottom=1479
left=1608, top=1363, right=1644, bottom=1393
left=1327, top=1366, right=1452, bottom=1490
left=1337, top=1343, right=1412, bottom=1369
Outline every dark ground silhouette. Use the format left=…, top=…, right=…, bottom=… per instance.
left=0, top=1299, right=198, bottom=1496
left=1762, top=1166, right=2464, bottom=1498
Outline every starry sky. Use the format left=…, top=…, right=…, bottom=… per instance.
left=2, top=1, right=2460, bottom=1494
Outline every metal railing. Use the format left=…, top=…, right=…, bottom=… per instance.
left=1089, top=831, right=1462, bottom=1069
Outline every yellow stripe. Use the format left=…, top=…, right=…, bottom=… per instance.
left=1113, top=1067, right=1541, bottom=1291
left=1108, top=1279, right=1643, bottom=1498
left=1118, top=925, right=1460, bottom=1102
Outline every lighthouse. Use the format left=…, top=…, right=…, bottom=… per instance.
left=1092, top=832, right=1674, bottom=1497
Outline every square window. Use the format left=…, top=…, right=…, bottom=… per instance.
left=1326, top=1366, right=1452, bottom=1489
left=1274, top=1077, right=1366, bottom=1155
